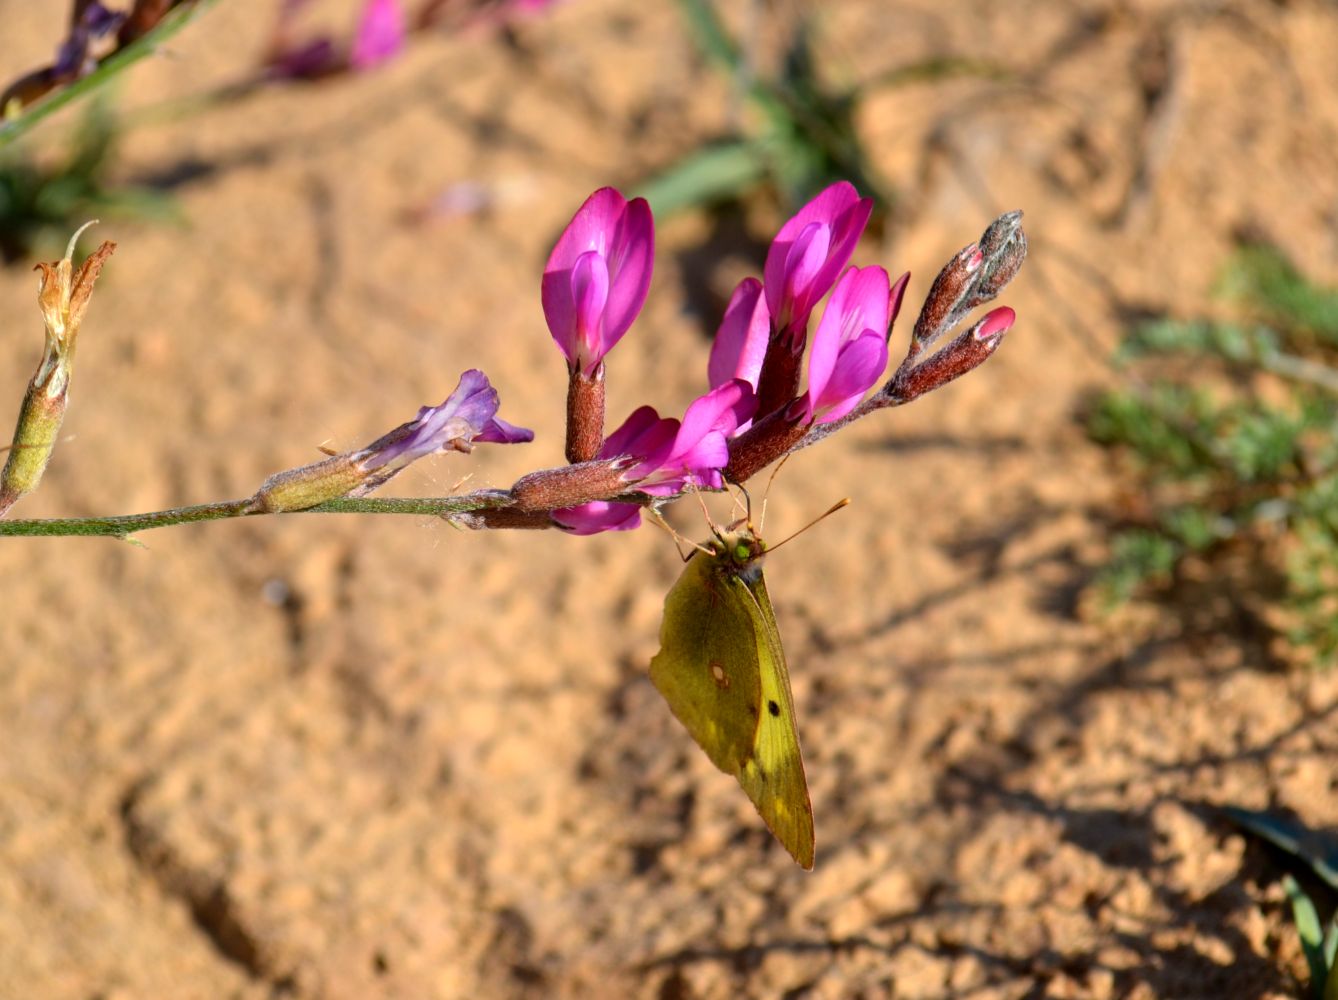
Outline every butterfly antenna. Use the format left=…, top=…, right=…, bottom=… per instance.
left=766, top=498, right=851, bottom=554
left=648, top=505, right=712, bottom=561
left=759, top=454, right=793, bottom=532
left=727, top=481, right=759, bottom=532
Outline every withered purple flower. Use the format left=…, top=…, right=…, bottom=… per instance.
left=251, top=369, right=530, bottom=514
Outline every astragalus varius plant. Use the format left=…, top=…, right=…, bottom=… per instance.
left=0, top=182, right=1025, bottom=536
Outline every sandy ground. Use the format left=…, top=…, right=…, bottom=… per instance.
left=2, top=1, right=1338, bottom=997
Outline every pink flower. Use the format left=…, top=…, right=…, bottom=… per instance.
left=553, top=380, right=756, bottom=534
left=350, top=0, right=406, bottom=71
left=707, top=277, right=770, bottom=392
left=763, top=182, right=873, bottom=342
left=542, top=188, right=654, bottom=376
left=801, top=265, right=898, bottom=425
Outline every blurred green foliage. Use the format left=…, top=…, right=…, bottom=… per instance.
left=1227, top=808, right=1338, bottom=999
left=1088, top=246, right=1338, bottom=660
left=0, top=100, right=175, bottom=263
left=637, top=0, right=1005, bottom=220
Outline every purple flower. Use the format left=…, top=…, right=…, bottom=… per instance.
left=553, top=380, right=756, bottom=534
left=350, top=0, right=406, bottom=71
left=801, top=265, right=893, bottom=425
left=542, top=188, right=654, bottom=376
left=363, top=369, right=532, bottom=473
left=53, top=3, right=126, bottom=80
left=708, top=277, right=770, bottom=392
left=763, top=182, right=873, bottom=342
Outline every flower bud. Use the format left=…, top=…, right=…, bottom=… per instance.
left=907, top=210, right=1025, bottom=359
left=891, top=307, right=1015, bottom=404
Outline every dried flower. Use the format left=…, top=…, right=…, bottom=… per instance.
left=1, top=224, right=115, bottom=516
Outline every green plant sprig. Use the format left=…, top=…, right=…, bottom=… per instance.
left=1088, top=245, right=1338, bottom=659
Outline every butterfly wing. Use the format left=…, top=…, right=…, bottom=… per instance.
left=650, top=549, right=763, bottom=777
left=735, top=571, right=815, bottom=869
left=650, top=545, right=815, bottom=869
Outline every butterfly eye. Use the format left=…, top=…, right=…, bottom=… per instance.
left=735, top=543, right=751, bottom=561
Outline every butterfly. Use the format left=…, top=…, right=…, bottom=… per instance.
left=649, top=501, right=845, bottom=869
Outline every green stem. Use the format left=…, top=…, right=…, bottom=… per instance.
left=0, top=493, right=509, bottom=538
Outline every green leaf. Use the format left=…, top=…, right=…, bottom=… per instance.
left=1221, top=245, right=1338, bottom=343
left=675, top=0, right=743, bottom=73
left=1225, top=807, right=1338, bottom=889
left=635, top=141, right=771, bottom=217
left=1284, top=875, right=1329, bottom=998
left=1324, top=917, right=1338, bottom=997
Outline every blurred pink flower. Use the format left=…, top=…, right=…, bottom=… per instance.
left=350, top=0, right=406, bottom=71
left=541, top=188, right=654, bottom=376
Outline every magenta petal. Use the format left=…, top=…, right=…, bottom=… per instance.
left=806, top=265, right=890, bottom=407
left=888, top=270, right=911, bottom=333
left=570, top=250, right=610, bottom=357
left=778, top=222, right=831, bottom=319
left=707, top=277, right=769, bottom=390
left=541, top=188, right=654, bottom=373
left=673, top=431, right=730, bottom=480
left=350, top=0, right=405, bottom=70
left=675, top=379, right=756, bottom=449
left=620, top=418, right=679, bottom=482
left=811, top=332, right=888, bottom=424
left=598, top=406, right=679, bottom=483
left=815, top=197, right=874, bottom=304
left=600, top=197, right=655, bottom=347
left=550, top=189, right=628, bottom=266
left=763, top=181, right=871, bottom=330
left=553, top=501, right=643, bottom=535
left=600, top=404, right=662, bottom=456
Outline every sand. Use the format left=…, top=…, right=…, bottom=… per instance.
left=1, top=1, right=1337, bottom=997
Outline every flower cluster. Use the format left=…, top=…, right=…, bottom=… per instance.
left=536, top=183, right=1024, bottom=534
left=0, top=183, right=1022, bottom=531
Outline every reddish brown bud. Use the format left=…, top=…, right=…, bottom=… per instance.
left=907, top=211, right=1025, bottom=360
left=891, top=307, right=1015, bottom=404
